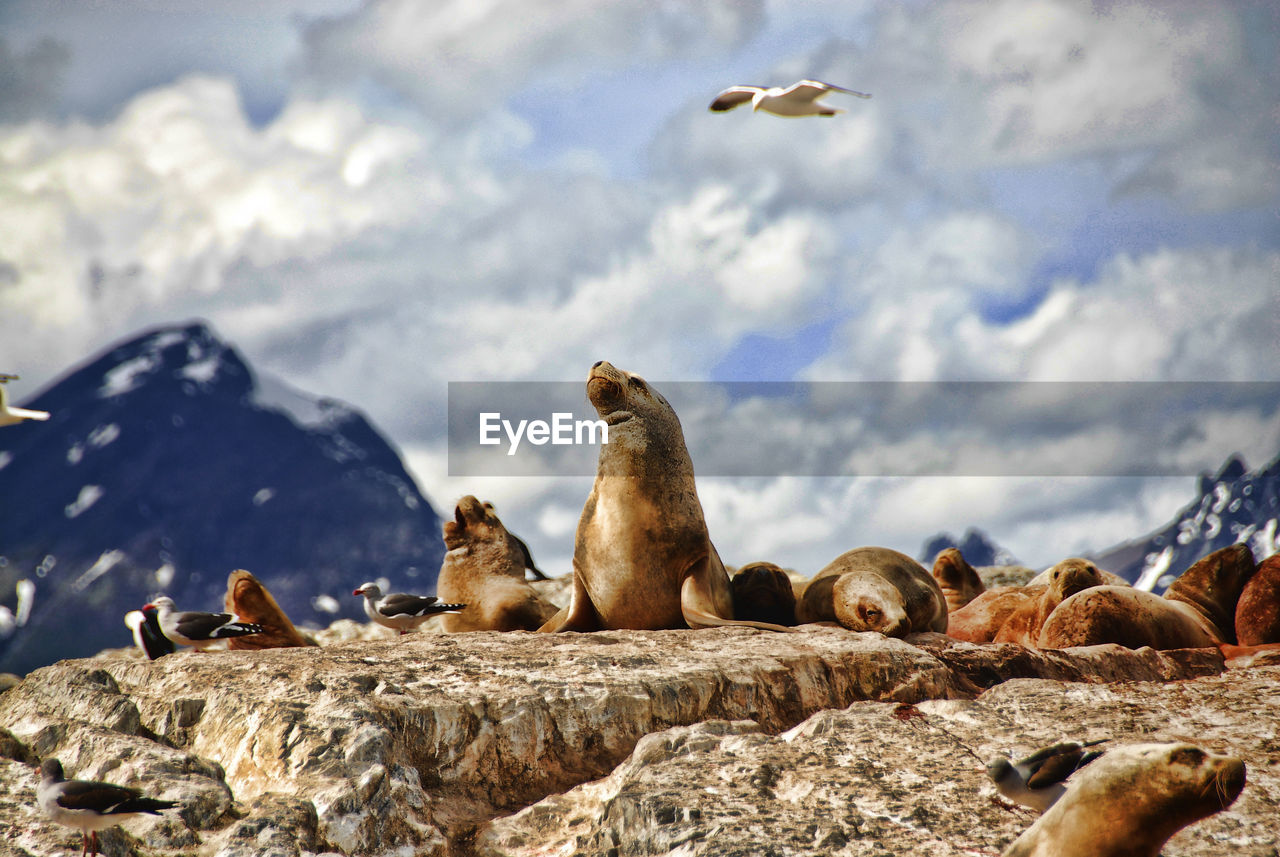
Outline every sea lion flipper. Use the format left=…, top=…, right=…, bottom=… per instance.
left=538, top=566, right=602, bottom=633
left=680, top=574, right=797, bottom=633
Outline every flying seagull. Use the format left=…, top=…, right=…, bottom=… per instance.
left=353, top=582, right=465, bottom=635
left=124, top=605, right=175, bottom=660
left=145, top=596, right=265, bottom=651
left=986, top=739, right=1108, bottom=813
left=37, top=758, right=177, bottom=856
left=709, top=79, right=871, bottom=117
left=0, top=374, right=51, bottom=427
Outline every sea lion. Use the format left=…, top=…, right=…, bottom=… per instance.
left=224, top=569, right=315, bottom=649
left=730, top=562, right=798, bottom=626
left=1001, top=743, right=1245, bottom=857
left=1027, top=565, right=1129, bottom=588
left=482, top=501, right=549, bottom=580
left=1236, top=553, right=1280, bottom=645
left=539, top=362, right=791, bottom=633
left=437, top=495, right=560, bottom=632
left=1038, top=544, right=1257, bottom=650
left=945, top=585, right=1045, bottom=643
left=931, top=547, right=986, bottom=612
left=795, top=546, right=947, bottom=637
left=994, top=558, right=1105, bottom=647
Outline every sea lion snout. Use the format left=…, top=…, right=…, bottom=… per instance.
left=444, top=495, right=490, bottom=548
left=587, top=361, right=627, bottom=413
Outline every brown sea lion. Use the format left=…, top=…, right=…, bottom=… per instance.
left=931, top=547, right=986, bottom=612
left=994, top=558, right=1105, bottom=647
left=730, top=562, right=798, bottom=627
left=945, top=585, right=1045, bottom=643
left=1027, top=565, right=1129, bottom=588
left=1162, top=542, right=1256, bottom=645
left=1001, top=743, right=1245, bottom=857
left=223, top=569, right=315, bottom=649
left=795, top=546, right=947, bottom=637
left=538, top=362, right=791, bottom=633
left=1236, top=552, right=1280, bottom=645
left=1038, top=544, right=1257, bottom=650
left=482, top=501, right=549, bottom=580
left=437, top=496, right=559, bottom=632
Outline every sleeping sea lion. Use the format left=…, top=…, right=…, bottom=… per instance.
left=795, top=546, right=947, bottom=637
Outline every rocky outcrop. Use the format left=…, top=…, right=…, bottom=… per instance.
left=0, top=627, right=1272, bottom=857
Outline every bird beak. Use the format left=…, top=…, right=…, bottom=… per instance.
left=352, top=588, right=364, bottom=596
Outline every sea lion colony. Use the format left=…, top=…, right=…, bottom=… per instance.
left=34, top=362, right=1276, bottom=853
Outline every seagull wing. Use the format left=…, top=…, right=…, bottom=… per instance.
left=787, top=80, right=872, bottom=101
left=377, top=593, right=464, bottom=618
left=173, top=610, right=262, bottom=640
left=1021, top=743, right=1090, bottom=789
left=56, top=780, right=144, bottom=813
left=709, top=86, right=762, bottom=112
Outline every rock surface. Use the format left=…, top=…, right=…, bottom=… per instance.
left=0, top=626, right=1274, bottom=857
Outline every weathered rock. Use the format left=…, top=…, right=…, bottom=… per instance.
left=478, top=667, right=1280, bottom=857
left=0, top=626, right=1266, bottom=857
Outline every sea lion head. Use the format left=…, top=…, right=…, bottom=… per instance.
left=832, top=571, right=910, bottom=636
left=931, top=547, right=985, bottom=611
left=731, top=562, right=798, bottom=627
left=443, top=495, right=525, bottom=569
left=588, top=358, right=691, bottom=473
left=1045, top=558, right=1105, bottom=601
left=1094, top=743, right=1245, bottom=829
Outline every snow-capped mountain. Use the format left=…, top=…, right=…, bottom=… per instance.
left=0, top=322, right=444, bottom=674
left=918, top=527, right=1022, bottom=568
left=1094, top=454, right=1280, bottom=592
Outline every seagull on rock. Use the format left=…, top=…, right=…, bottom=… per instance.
left=145, top=596, right=265, bottom=651
left=37, top=758, right=177, bottom=856
left=353, top=582, right=465, bottom=635
left=124, top=605, right=175, bottom=660
left=986, top=739, right=1108, bottom=813
left=0, top=374, right=50, bottom=427
left=708, top=79, right=871, bottom=116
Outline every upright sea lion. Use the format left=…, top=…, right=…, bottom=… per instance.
left=1001, top=743, right=1245, bottom=857
left=1040, top=544, right=1255, bottom=650
left=931, top=547, right=986, bottom=612
left=730, top=562, right=799, bottom=627
left=795, top=547, right=947, bottom=637
left=1027, top=564, right=1129, bottom=588
left=994, top=558, right=1105, bottom=647
left=437, top=495, right=559, bottom=632
left=944, top=586, right=1045, bottom=643
left=224, top=569, right=315, bottom=649
left=539, top=362, right=791, bottom=633
left=1236, top=552, right=1280, bottom=645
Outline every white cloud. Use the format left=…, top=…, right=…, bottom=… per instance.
left=301, top=0, right=765, bottom=120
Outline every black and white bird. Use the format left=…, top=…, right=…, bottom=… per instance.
left=708, top=79, right=871, bottom=117
left=0, top=374, right=51, bottom=428
left=145, top=596, right=265, bottom=651
left=986, top=739, right=1108, bottom=813
left=37, top=758, right=177, bottom=856
left=124, top=605, right=175, bottom=660
left=353, top=581, right=465, bottom=635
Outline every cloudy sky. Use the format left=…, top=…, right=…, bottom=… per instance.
left=1, top=0, right=1277, bottom=576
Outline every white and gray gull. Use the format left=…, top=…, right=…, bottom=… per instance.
left=986, top=739, right=1108, bottom=813
left=145, top=595, right=265, bottom=651
left=708, top=79, right=871, bottom=117
left=353, top=581, right=465, bottom=635
left=37, top=758, right=177, bottom=856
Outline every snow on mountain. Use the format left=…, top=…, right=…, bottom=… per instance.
left=0, top=321, right=444, bottom=674
left=1094, top=454, right=1280, bottom=592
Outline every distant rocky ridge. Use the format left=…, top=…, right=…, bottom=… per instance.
left=1095, top=454, right=1280, bottom=591
left=0, top=322, right=444, bottom=674
left=920, top=453, right=1280, bottom=593
left=0, top=629, right=1274, bottom=857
